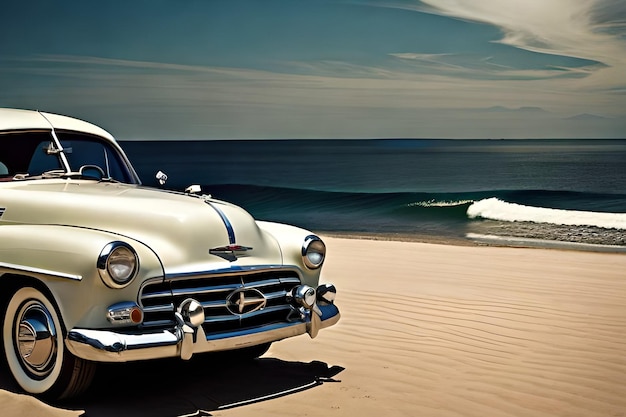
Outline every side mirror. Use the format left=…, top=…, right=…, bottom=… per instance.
left=155, top=170, right=168, bottom=186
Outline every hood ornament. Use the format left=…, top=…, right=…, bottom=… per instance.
left=209, top=244, right=253, bottom=262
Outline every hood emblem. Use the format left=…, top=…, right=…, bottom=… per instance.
left=226, top=288, right=267, bottom=315
left=209, top=244, right=253, bottom=262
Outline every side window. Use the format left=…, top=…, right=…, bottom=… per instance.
left=0, top=131, right=61, bottom=177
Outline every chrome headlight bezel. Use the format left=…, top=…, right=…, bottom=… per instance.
left=301, top=235, right=326, bottom=270
left=97, top=241, right=139, bottom=288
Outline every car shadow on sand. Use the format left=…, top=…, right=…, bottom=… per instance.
left=0, top=355, right=344, bottom=417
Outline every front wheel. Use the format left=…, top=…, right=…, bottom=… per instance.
left=2, top=287, right=96, bottom=399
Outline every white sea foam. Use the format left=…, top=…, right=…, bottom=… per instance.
left=467, top=197, right=626, bottom=230
left=409, top=199, right=473, bottom=208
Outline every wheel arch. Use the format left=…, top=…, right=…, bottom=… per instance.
left=0, top=274, right=68, bottom=340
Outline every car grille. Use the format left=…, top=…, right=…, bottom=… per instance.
left=139, top=269, right=302, bottom=338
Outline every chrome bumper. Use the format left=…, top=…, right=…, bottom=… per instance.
left=66, top=300, right=339, bottom=363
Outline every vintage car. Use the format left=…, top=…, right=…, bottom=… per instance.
left=0, top=108, right=340, bottom=399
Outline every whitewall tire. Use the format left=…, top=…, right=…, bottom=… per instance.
left=2, top=286, right=95, bottom=399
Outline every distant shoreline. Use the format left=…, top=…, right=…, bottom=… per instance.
left=317, top=230, right=626, bottom=253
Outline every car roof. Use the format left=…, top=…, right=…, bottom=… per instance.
left=0, top=108, right=115, bottom=141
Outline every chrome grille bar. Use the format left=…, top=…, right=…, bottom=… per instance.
left=171, top=283, right=241, bottom=297
left=142, top=304, right=174, bottom=313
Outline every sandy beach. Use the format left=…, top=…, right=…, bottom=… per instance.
left=2, top=236, right=626, bottom=416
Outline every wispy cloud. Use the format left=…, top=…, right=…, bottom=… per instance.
left=381, top=0, right=626, bottom=90
left=388, top=51, right=601, bottom=80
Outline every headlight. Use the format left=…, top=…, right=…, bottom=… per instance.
left=98, top=242, right=139, bottom=288
left=302, top=235, right=326, bottom=269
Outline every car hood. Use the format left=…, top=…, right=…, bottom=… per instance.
left=0, top=180, right=283, bottom=274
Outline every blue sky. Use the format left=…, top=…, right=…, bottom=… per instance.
left=1, top=0, right=625, bottom=139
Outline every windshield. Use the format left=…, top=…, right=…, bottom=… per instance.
left=0, top=130, right=138, bottom=183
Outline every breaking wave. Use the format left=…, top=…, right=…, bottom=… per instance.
left=467, top=197, right=626, bottom=230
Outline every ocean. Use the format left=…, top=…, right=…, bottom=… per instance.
left=121, top=139, right=626, bottom=252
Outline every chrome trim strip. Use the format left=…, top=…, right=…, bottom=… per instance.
left=139, top=289, right=172, bottom=300
left=163, top=265, right=298, bottom=281
left=141, top=319, right=175, bottom=328
left=204, top=201, right=236, bottom=244
left=246, top=278, right=297, bottom=288
left=264, top=290, right=290, bottom=301
left=171, top=283, right=241, bottom=297
left=204, top=314, right=240, bottom=324
left=142, top=304, right=175, bottom=313
left=0, top=261, right=82, bottom=281
left=167, top=277, right=298, bottom=298
left=200, top=300, right=228, bottom=309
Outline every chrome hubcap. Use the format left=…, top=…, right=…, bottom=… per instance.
left=16, top=302, right=57, bottom=377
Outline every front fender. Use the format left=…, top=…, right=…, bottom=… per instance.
left=0, top=224, right=163, bottom=330
left=256, top=221, right=324, bottom=287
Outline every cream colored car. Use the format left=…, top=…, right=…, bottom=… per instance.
left=0, top=108, right=340, bottom=399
